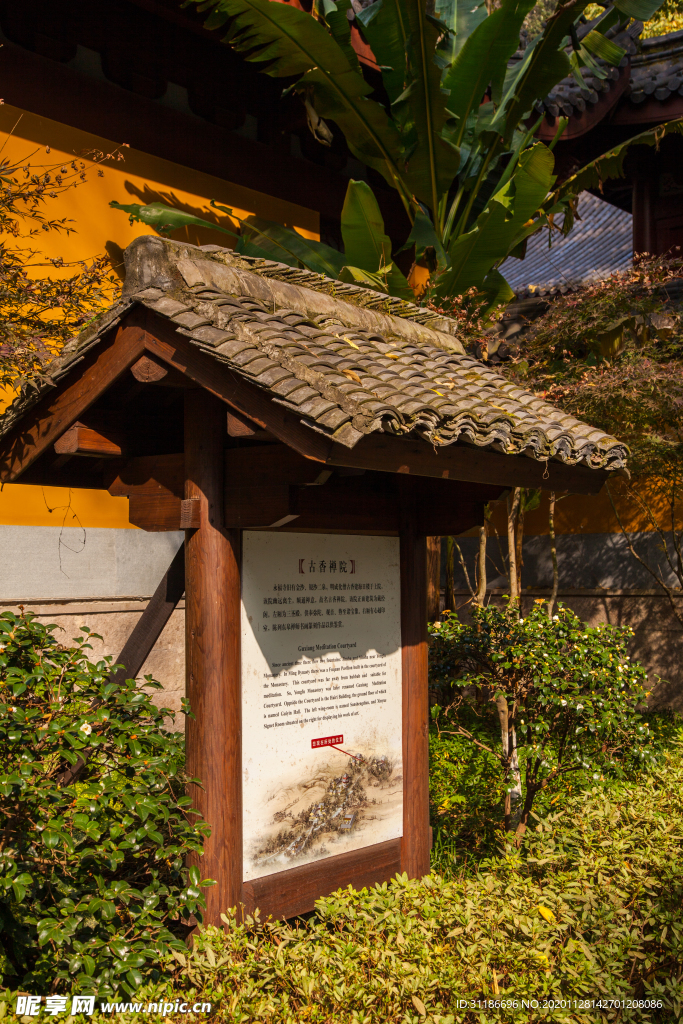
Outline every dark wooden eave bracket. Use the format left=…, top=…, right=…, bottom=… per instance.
left=0, top=306, right=608, bottom=497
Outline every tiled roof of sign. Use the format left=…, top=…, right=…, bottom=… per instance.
left=500, top=192, right=632, bottom=297
left=0, top=235, right=628, bottom=472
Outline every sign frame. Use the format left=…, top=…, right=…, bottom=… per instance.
left=238, top=504, right=429, bottom=921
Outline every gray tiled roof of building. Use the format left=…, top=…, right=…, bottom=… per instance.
left=627, top=29, right=683, bottom=103
left=520, top=15, right=642, bottom=120
left=521, top=20, right=683, bottom=120
left=500, top=192, right=632, bottom=297
left=0, top=235, right=628, bottom=471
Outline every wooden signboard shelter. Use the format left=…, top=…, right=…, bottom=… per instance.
left=0, top=237, right=628, bottom=924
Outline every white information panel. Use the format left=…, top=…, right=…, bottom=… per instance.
left=241, top=532, right=403, bottom=882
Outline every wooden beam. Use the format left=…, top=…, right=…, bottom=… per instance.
left=129, top=495, right=182, bottom=531
left=131, top=354, right=171, bottom=383
left=426, top=537, right=441, bottom=622
left=130, top=353, right=190, bottom=387
left=227, top=411, right=271, bottom=438
left=0, top=317, right=147, bottom=482
left=110, top=544, right=186, bottom=685
left=224, top=445, right=329, bottom=486
left=184, top=389, right=242, bottom=925
left=242, top=838, right=401, bottom=921
left=54, top=422, right=124, bottom=458
left=140, top=310, right=333, bottom=464
left=107, top=453, right=184, bottom=499
left=399, top=479, right=430, bottom=880
left=327, top=434, right=608, bottom=495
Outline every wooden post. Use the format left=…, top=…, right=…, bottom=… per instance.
left=184, top=390, right=242, bottom=924
left=399, top=480, right=431, bottom=879
left=426, top=536, right=441, bottom=622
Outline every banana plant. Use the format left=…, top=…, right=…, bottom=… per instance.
left=110, top=178, right=414, bottom=298
left=184, top=0, right=670, bottom=305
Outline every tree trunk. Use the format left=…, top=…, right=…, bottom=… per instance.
left=548, top=491, right=559, bottom=617
left=495, top=695, right=522, bottom=830
left=515, top=490, right=526, bottom=598
left=426, top=536, right=441, bottom=621
left=445, top=536, right=456, bottom=612
left=514, top=785, right=538, bottom=847
left=507, top=489, right=521, bottom=608
left=474, top=523, right=487, bottom=608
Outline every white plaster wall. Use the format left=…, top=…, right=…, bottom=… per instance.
left=0, top=525, right=184, bottom=601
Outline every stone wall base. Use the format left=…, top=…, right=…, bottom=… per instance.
left=1, top=598, right=186, bottom=729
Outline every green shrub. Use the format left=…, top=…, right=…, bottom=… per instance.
left=19, top=739, right=676, bottom=1023
left=0, top=610, right=212, bottom=997
left=429, top=602, right=655, bottom=843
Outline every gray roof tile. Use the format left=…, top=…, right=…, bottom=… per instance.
left=0, top=236, right=628, bottom=472
left=500, top=192, right=632, bottom=297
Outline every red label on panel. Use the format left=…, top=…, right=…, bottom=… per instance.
left=311, top=735, right=344, bottom=749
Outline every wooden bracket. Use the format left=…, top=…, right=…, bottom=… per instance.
left=54, top=422, right=124, bottom=458
left=130, top=353, right=191, bottom=388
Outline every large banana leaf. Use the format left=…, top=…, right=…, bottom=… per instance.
left=339, top=262, right=413, bottom=299
left=489, top=0, right=627, bottom=143
left=357, top=0, right=461, bottom=211
left=339, top=180, right=392, bottom=272
left=237, top=216, right=347, bottom=277
left=435, top=143, right=555, bottom=297
left=355, top=0, right=407, bottom=105
left=321, top=0, right=359, bottom=72
left=391, top=0, right=462, bottom=212
left=188, top=0, right=408, bottom=200
left=433, top=0, right=487, bottom=64
left=443, top=0, right=535, bottom=148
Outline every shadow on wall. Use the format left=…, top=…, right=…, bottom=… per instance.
left=446, top=532, right=683, bottom=593
left=442, top=533, right=683, bottom=713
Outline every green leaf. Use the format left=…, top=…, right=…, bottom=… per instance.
left=109, top=201, right=238, bottom=239
left=491, top=0, right=591, bottom=144
left=387, top=0, right=462, bottom=210
left=338, top=262, right=413, bottom=299
left=322, top=0, right=359, bottom=71
left=549, top=118, right=683, bottom=208
left=191, top=0, right=407, bottom=198
left=11, top=881, right=27, bottom=903
left=437, top=143, right=555, bottom=297
left=434, top=0, right=487, bottom=63
left=580, top=30, right=625, bottom=66
left=612, top=0, right=662, bottom=18
left=397, top=208, right=449, bottom=270
left=356, top=0, right=407, bottom=104
left=480, top=268, right=515, bottom=309
left=444, top=0, right=536, bottom=144
left=340, top=179, right=392, bottom=272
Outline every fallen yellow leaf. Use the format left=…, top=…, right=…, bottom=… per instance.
left=411, top=995, right=426, bottom=1017
left=537, top=906, right=556, bottom=923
